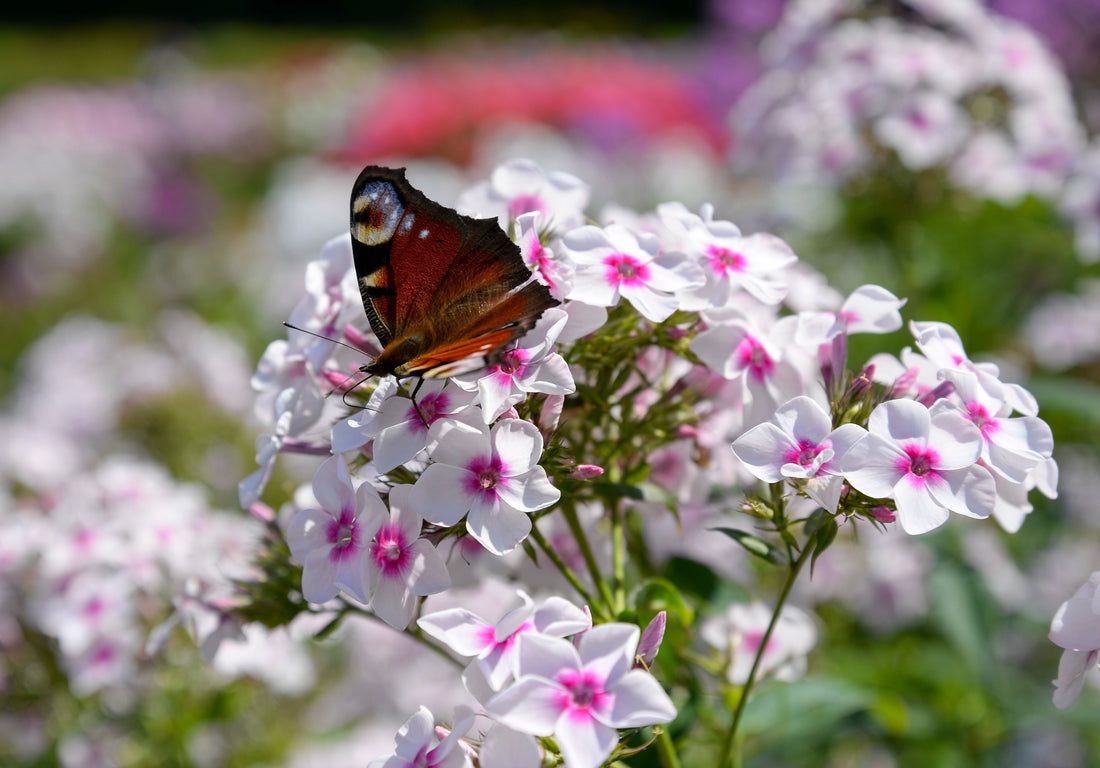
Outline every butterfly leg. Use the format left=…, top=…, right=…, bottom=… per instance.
left=409, top=377, right=429, bottom=427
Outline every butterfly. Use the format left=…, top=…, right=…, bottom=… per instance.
left=350, top=165, right=559, bottom=383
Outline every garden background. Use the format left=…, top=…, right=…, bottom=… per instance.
left=3, top=0, right=1100, bottom=766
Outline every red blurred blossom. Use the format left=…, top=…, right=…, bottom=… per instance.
left=337, top=48, right=729, bottom=165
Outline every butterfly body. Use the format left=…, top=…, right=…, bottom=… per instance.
left=350, top=166, right=558, bottom=380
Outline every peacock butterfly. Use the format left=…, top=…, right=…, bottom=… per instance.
left=350, top=165, right=559, bottom=382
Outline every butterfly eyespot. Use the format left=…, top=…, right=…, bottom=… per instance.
left=419, top=229, right=430, bottom=239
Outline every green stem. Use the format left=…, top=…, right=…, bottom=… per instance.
left=609, top=498, right=626, bottom=614
left=528, top=523, right=603, bottom=618
left=717, top=543, right=814, bottom=768
left=655, top=725, right=682, bottom=768
left=561, top=503, right=617, bottom=616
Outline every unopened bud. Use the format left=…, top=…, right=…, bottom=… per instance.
left=570, top=464, right=605, bottom=480
left=636, top=611, right=667, bottom=668
left=870, top=506, right=896, bottom=523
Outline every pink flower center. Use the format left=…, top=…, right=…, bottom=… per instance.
left=495, top=348, right=527, bottom=377
left=706, top=244, right=746, bottom=275
left=464, top=455, right=508, bottom=499
left=325, top=508, right=362, bottom=562
left=897, top=444, right=941, bottom=486
left=603, top=253, right=650, bottom=288
left=371, top=523, right=409, bottom=577
left=556, top=668, right=609, bottom=720
left=407, top=391, right=449, bottom=431
left=784, top=440, right=825, bottom=471
left=735, top=335, right=775, bottom=382
left=965, top=401, right=999, bottom=437
left=741, top=629, right=777, bottom=656
left=84, top=596, right=106, bottom=620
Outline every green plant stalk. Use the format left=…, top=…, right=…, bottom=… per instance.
left=561, top=502, right=617, bottom=616
left=655, top=725, right=682, bottom=768
left=528, top=523, right=604, bottom=619
left=717, top=542, right=814, bottom=768
left=610, top=498, right=626, bottom=615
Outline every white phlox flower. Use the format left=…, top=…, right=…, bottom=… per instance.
left=561, top=223, right=705, bottom=323
left=842, top=399, right=996, bottom=535
left=418, top=592, right=591, bottom=691
left=410, top=418, right=560, bottom=555
left=700, top=601, right=817, bottom=685
left=1050, top=571, right=1100, bottom=710
left=732, top=395, right=866, bottom=512
left=486, top=623, right=677, bottom=768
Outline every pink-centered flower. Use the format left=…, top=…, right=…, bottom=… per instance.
left=842, top=399, right=995, bottom=534
left=334, top=379, right=476, bottom=472
left=561, top=223, right=704, bottom=323
left=418, top=592, right=591, bottom=690
left=368, top=705, right=475, bottom=768
left=486, top=624, right=677, bottom=768
left=456, top=158, right=590, bottom=231
left=732, top=396, right=865, bottom=511
left=658, top=202, right=797, bottom=309
left=514, top=211, right=575, bottom=300
left=411, top=419, right=560, bottom=555
left=286, top=454, right=385, bottom=604
left=363, top=485, right=450, bottom=629
left=456, top=308, right=575, bottom=423
left=700, top=602, right=817, bottom=685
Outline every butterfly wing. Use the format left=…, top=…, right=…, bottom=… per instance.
left=350, top=166, right=464, bottom=348
left=350, top=166, right=558, bottom=379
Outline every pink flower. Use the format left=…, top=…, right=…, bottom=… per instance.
left=842, top=399, right=995, bottom=534
left=410, top=419, right=560, bottom=555
left=700, top=602, right=817, bottom=685
left=456, top=308, right=575, bottom=423
left=732, top=396, right=865, bottom=511
left=363, top=485, right=450, bottom=629
left=368, top=706, right=475, bottom=768
left=457, top=158, right=589, bottom=231
left=418, top=592, right=591, bottom=690
left=286, top=454, right=385, bottom=603
left=486, top=624, right=677, bottom=768
left=562, top=223, right=704, bottom=323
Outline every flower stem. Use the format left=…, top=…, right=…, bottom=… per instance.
left=561, top=503, right=617, bottom=617
left=610, top=498, right=626, bottom=614
left=717, top=543, right=813, bottom=768
left=528, top=523, right=604, bottom=618
left=655, top=725, right=682, bottom=768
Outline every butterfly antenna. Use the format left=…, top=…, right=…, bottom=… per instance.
left=283, top=321, right=368, bottom=357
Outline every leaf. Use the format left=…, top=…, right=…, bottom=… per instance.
left=739, top=678, right=874, bottom=742
left=713, top=527, right=781, bottom=564
left=632, top=578, right=693, bottom=626
left=803, top=510, right=838, bottom=576
left=928, top=564, right=988, bottom=681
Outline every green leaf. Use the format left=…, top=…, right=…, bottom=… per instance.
left=928, top=564, right=988, bottom=680
left=632, top=578, right=693, bottom=626
left=712, top=527, right=781, bottom=564
left=740, top=678, right=874, bottom=742
left=803, top=511, right=838, bottom=576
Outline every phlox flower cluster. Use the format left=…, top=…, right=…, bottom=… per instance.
left=238, top=157, right=1063, bottom=764
left=0, top=456, right=308, bottom=703
left=732, top=0, right=1100, bottom=262
left=0, top=79, right=265, bottom=293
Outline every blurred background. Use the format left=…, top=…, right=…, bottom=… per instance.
left=2, top=1, right=1100, bottom=766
